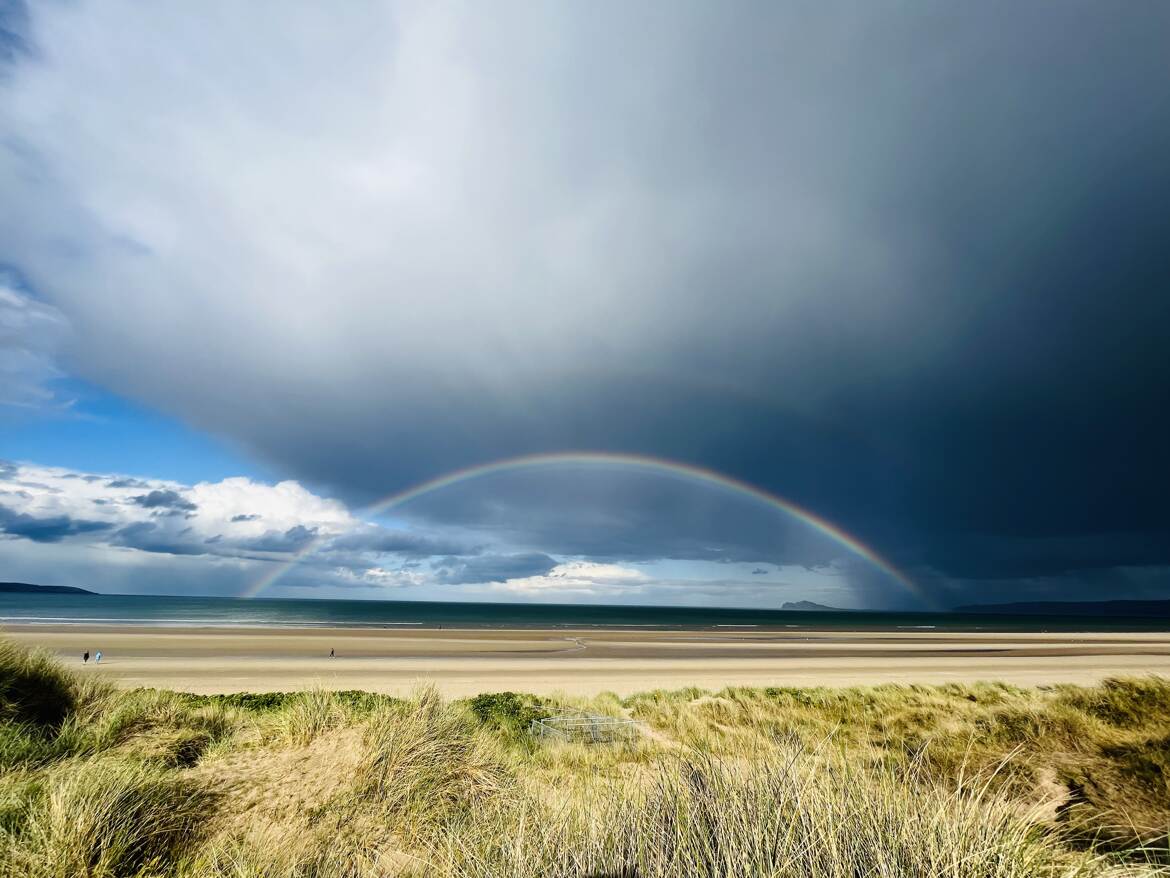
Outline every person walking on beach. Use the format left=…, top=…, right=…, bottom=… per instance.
left=329, top=648, right=335, bottom=658
left=82, top=650, right=89, bottom=664
left=94, top=650, right=102, bottom=664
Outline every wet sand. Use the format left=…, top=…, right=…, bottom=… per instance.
left=5, top=624, right=1169, bottom=696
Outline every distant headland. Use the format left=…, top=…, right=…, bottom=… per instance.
left=0, top=582, right=95, bottom=596
left=780, top=600, right=847, bottom=612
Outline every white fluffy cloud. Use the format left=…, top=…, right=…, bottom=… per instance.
left=0, top=461, right=354, bottom=558
left=0, top=461, right=651, bottom=593
left=0, top=460, right=538, bottom=596
left=493, top=561, right=649, bottom=596
left=0, top=459, right=867, bottom=605
left=0, top=461, right=656, bottom=599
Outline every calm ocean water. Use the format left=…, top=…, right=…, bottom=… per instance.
left=1, top=593, right=1168, bottom=632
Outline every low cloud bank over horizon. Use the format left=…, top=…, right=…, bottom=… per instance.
left=2, top=458, right=1165, bottom=610
left=0, top=460, right=774, bottom=603
left=1, top=1, right=1168, bottom=608
left=0, top=458, right=905, bottom=607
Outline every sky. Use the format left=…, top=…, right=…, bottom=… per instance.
left=1, top=1, right=1168, bottom=610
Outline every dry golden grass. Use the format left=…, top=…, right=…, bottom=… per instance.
left=2, top=638, right=1169, bottom=877
left=625, top=680, right=1170, bottom=847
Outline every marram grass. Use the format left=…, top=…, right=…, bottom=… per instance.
left=1, top=638, right=1168, bottom=877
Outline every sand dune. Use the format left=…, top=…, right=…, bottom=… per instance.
left=5, top=624, right=1169, bottom=696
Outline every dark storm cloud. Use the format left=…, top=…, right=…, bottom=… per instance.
left=241, top=525, right=318, bottom=554
left=107, top=477, right=149, bottom=489
left=944, top=565, right=1170, bottom=609
left=0, top=0, right=29, bottom=64
left=0, top=503, right=112, bottom=542
left=328, top=527, right=479, bottom=559
left=111, top=521, right=206, bottom=556
left=3, top=2, right=1170, bottom=605
left=433, top=553, right=558, bottom=585
left=131, top=489, right=196, bottom=512
left=919, top=533, right=1170, bottom=582
left=395, top=468, right=856, bottom=569
left=113, top=522, right=320, bottom=558
left=207, top=0, right=1168, bottom=602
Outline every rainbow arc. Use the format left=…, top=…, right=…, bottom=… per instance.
left=243, top=452, right=924, bottom=605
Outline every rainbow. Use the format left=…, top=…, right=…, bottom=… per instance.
left=242, top=451, right=925, bottom=604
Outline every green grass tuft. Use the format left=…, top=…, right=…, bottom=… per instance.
left=0, top=640, right=95, bottom=730
left=2, top=759, right=213, bottom=878
left=465, top=690, right=549, bottom=741
left=3, top=637, right=1170, bottom=877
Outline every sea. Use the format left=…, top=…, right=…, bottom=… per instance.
left=2, top=592, right=1168, bottom=632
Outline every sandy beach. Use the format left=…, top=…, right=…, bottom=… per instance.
left=5, top=624, right=1169, bottom=696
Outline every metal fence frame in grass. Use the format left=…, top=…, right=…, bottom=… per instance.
left=529, top=708, right=643, bottom=744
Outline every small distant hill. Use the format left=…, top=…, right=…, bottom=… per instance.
left=0, top=581, right=96, bottom=596
left=955, top=599, right=1170, bottom=617
left=781, top=600, right=847, bottom=612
